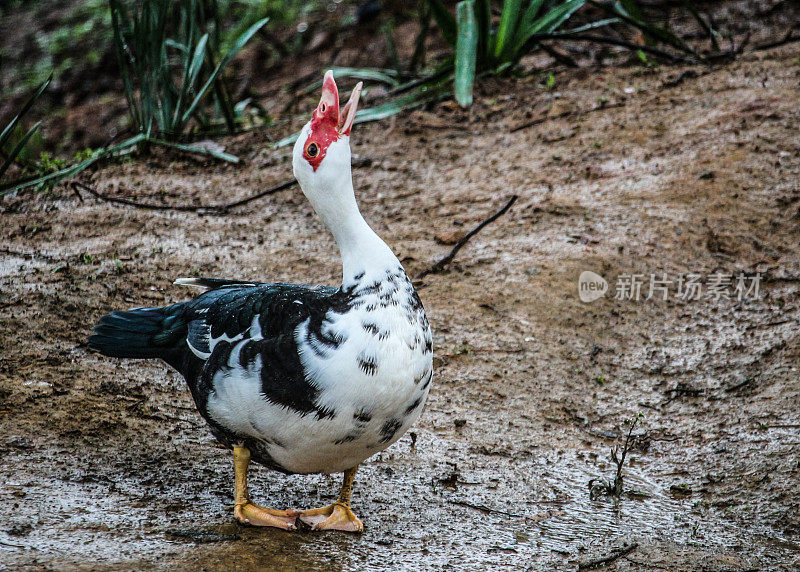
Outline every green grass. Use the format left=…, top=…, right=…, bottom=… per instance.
left=431, top=0, right=587, bottom=107
left=0, top=0, right=320, bottom=101
left=0, top=1, right=273, bottom=195
left=110, top=0, right=268, bottom=139
left=415, top=0, right=721, bottom=108
left=0, top=75, right=51, bottom=180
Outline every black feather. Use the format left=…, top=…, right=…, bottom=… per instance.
left=88, top=279, right=358, bottom=470
left=88, top=306, right=186, bottom=362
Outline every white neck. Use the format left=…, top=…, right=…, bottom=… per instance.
left=293, top=134, right=399, bottom=287
left=326, top=187, right=399, bottom=287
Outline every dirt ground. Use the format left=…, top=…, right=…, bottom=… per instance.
left=2, top=41, right=800, bottom=570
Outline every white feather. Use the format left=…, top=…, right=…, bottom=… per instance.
left=205, top=116, right=433, bottom=474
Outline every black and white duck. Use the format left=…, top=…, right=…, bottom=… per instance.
left=88, top=72, right=433, bottom=533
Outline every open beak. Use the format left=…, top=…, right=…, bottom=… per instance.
left=318, top=70, right=362, bottom=136
left=338, top=80, right=362, bottom=136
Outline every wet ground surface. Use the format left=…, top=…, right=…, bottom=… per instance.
left=2, top=44, right=800, bottom=570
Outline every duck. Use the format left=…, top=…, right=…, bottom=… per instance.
left=88, top=71, right=433, bottom=533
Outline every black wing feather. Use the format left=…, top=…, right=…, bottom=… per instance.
left=89, top=279, right=352, bottom=464
left=180, top=282, right=348, bottom=416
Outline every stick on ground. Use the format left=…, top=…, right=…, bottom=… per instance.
left=415, top=195, right=518, bottom=281
left=73, top=180, right=296, bottom=214
left=578, top=542, right=639, bottom=570
left=73, top=159, right=372, bottom=214
left=447, top=500, right=523, bottom=519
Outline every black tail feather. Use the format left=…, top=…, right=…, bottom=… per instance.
left=88, top=306, right=186, bottom=363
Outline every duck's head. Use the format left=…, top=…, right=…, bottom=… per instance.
left=293, top=71, right=362, bottom=204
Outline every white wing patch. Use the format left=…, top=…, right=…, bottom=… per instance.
left=173, top=277, right=212, bottom=290
left=186, top=337, right=211, bottom=359
left=187, top=313, right=263, bottom=361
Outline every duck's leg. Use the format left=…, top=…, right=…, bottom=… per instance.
left=298, top=466, right=364, bottom=532
left=233, top=444, right=298, bottom=530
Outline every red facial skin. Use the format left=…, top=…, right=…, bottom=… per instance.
left=303, top=74, right=341, bottom=171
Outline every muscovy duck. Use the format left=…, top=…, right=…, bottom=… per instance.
left=88, top=71, right=433, bottom=533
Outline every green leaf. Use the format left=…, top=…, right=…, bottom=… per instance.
left=181, top=17, right=269, bottom=125
left=0, top=134, right=146, bottom=196
left=494, top=0, right=525, bottom=61
left=427, top=0, right=457, bottom=47
left=146, top=138, right=239, bottom=163
left=455, top=0, right=479, bottom=107
left=0, top=121, right=42, bottom=179
left=513, top=0, right=586, bottom=56
left=0, top=74, right=51, bottom=154
left=172, top=33, right=210, bottom=130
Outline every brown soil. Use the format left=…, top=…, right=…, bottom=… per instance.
left=2, top=44, right=800, bottom=570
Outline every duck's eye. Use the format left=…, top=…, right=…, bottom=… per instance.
left=307, top=142, right=319, bottom=157
left=320, top=103, right=326, bottom=113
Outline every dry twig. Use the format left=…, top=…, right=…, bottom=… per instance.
left=528, top=32, right=694, bottom=62
left=448, top=500, right=523, bottom=518
left=415, top=195, right=518, bottom=281
left=72, top=179, right=296, bottom=214
left=578, top=542, right=639, bottom=570
left=73, top=159, right=372, bottom=214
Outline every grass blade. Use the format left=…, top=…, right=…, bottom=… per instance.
left=494, top=0, right=525, bottom=61
left=0, top=74, right=51, bottom=152
left=535, top=0, right=587, bottom=33
left=560, top=17, right=619, bottom=34
left=0, top=121, right=42, bottom=179
left=390, top=61, right=454, bottom=95
left=146, top=138, right=239, bottom=163
left=410, top=0, right=431, bottom=72
left=427, top=0, right=458, bottom=47
left=212, top=80, right=237, bottom=135
left=619, top=0, right=645, bottom=22
left=172, top=33, right=210, bottom=130
left=595, top=0, right=698, bottom=56
left=455, top=0, right=479, bottom=107
left=181, top=17, right=268, bottom=125
left=509, top=0, right=547, bottom=61
left=165, top=38, right=189, bottom=54
left=0, top=134, right=146, bottom=196
left=679, top=0, right=719, bottom=51
left=109, top=0, right=142, bottom=132
left=514, top=0, right=586, bottom=55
